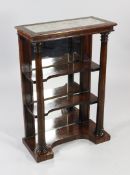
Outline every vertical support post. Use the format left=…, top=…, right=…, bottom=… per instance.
left=68, top=37, right=74, bottom=86
left=61, top=37, right=75, bottom=115
left=79, top=35, right=92, bottom=123
left=18, top=35, right=35, bottom=137
left=33, top=42, right=48, bottom=153
left=95, top=32, right=110, bottom=136
left=67, top=37, right=74, bottom=111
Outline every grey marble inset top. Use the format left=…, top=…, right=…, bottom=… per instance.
left=25, top=17, right=105, bottom=34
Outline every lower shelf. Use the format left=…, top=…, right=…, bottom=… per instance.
left=23, top=109, right=110, bottom=162
left=32, top=91, right=97, bottom=116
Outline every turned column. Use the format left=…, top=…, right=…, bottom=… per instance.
left=67, top=37, right=74, bottom=111
left=95, top=32, right=110, bottom=136
left=68, top=38, right=74, bottom=85
left=33, top=42, right=48, bottom=153
left=79, top=35, right=92, bottom=123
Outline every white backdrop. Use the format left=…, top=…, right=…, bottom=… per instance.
left=0, top=0, right=130, bottom=174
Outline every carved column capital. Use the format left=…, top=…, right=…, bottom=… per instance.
left=32, top=42, right=43, bottom=54
left=100, top=32, right=110, bottom=43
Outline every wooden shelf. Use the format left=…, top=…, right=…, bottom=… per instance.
left=27, top=91, right=97, bottom=117
left=23, top=118, right=110, bottom=162
left=23, top=60, right=100, bottom=83
left=32, top=53, right=99, bottom=71
left=44, top=91, right=97, bottom=116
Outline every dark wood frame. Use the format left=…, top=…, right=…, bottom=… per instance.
left=16, top=16, right=117, bottom=162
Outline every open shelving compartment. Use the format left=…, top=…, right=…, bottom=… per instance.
left=21, top=37, right=110, bottom=162
left=16, top=16, right=117, bottom=162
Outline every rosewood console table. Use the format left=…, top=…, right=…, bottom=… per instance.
left=15, top=16, right=117, bottom=162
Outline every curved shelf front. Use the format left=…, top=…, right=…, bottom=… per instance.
left=22, top=54, right=100, bottom=83
left=29, top=91, right=98, bottom=117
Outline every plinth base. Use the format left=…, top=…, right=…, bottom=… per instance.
left=23, top=118, right=110, bottom=162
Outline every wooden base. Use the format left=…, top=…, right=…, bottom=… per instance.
left=23, top=138, right=54, bottom=162
left=22, top=111, right=110, bottom=162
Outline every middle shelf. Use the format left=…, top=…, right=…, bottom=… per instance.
left=26, top=82, right=98, bottom=117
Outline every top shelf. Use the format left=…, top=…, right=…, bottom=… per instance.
left=15, top=16, right=117, bottom=41
left=22, top=54, right=100, bottom=83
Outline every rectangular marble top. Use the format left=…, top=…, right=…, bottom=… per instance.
left=25, top=17, right=105, bottom=34
left=15, top=16, right=117, bottom=41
